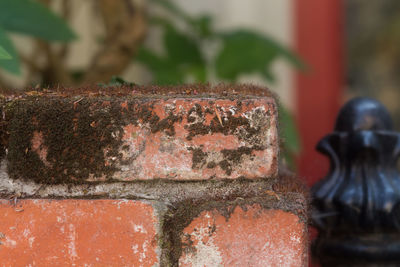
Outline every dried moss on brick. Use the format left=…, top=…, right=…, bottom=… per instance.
left=0, top=83, right=275, bottom=99
left=0, top=84, right=276, bottom=184
left=158, top=173, right=309, bottom=266
left=2, top=96, right=185, bottom=184
left=186, top=101, right=273, bottom=175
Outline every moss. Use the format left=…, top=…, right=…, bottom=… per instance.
left=188, top=147, right=207, bottom=169
left=206, top=161, right=216, bottom=168
left=6, top=97, right=122, bottom=184
left=0, top=83, right=274, bottom=98
left=184, top=99, right=272, bottom=176
left=3, top=96, right=186, bottom=184
left=150, top=113, right=182, bottom=136
left=189, top=145, right=264, bottom=176
left=0, top=83, right=276, bottom=184
left=219, top=147, right=254, bottom=175
left=159, top=177, right=308, bottom=265
left=155, top=169, right=309, bottom=265
left=186, top=108, right=262, bottom=141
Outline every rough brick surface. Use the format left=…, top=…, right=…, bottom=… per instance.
left=0, top=199, right=158, bottom=266
left=1, top=91, right=277, bottom=184
left=179, top=205, right=307, bottom=267
left=0, top=85, right=308, bottom=266
left=116, top=98, right=277, bottom=180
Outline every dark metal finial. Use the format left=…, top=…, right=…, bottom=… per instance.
left=312, top=97, right=400, bottom=266
left=334, top=97, right=393, bottom=132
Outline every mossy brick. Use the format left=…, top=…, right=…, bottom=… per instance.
left=179, top=205, right=308, bottom=267
left=0, top=199, right=159, bottom=266
left=0, top=84, right=278, bottom=184
left=0, top=169, right=308, bottom=266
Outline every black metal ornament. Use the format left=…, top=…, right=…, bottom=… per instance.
left=312, top=97, right=400, bottom=266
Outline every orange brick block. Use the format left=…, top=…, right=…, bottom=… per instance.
left=4, top=94, right=277, bottom=183
left=179, top=205, right=308, bottom=267
left=0, top=199, right=158, bottom=266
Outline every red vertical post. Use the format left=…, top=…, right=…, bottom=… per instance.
left=294, top=0, right=344, bottom=186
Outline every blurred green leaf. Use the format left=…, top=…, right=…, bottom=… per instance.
left=0, top=0, right=76, bottom=42
left=186, top=64, right=206, bottom=82
left=154, top=69, right=185, bottom=85
left=0, top=45, right=11, bottom=60
left=216, top=30, right=305, bottom=81
left=279, top=104, right=301, bottom=169
left=151, top=0, right=214, bottom=38
left=98, top=76, right=136, bottom=87
left=279, top=104, right=300, bottom=154
left=164, top=26, right=203, bottom=66
left=137, top=25, right=206, bottom=85
left=136, top=47, right=184, bottom=84
left=0, top=27, right=20, bottom=74
left=193, top=15, right=213, bottom=38
left=136, top=47, right=167, bottom=70
left=150, top=0, right=193, bottom=25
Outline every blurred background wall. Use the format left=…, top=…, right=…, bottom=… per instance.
left=346, top=0, right=400, bottom=130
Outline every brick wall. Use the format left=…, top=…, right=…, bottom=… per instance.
left=0, top=84, right=308, bottom=266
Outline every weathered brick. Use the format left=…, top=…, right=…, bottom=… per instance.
left=2, top=87, right=278, bottom=183
left=115, top=98, right=277, bottom=181
left=0, top=199, right=159, bottom=266
left=179, top=205, right=307, bottom=267
left=0, top=85, right=307, bottom=266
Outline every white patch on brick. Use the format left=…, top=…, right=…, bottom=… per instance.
left=114, top=199, right=129, bottom=209
left=179, top=225, right=223, bottom=267
left=23, top=228, right=30, bottom=238
left=131, top=244, right=139, bottom=254
left=67, top=224, right=78, bottom=261
left=290, top=233, right=301, bottom=243
left=139, top=240, right=149, bottom=265
left=3, top=237, right=17, bottom=248
left=28, top=237, right=35, bottom=248
left=229, top=106, right=237, bottom=116
left=132, top=224, right=147, bottom=234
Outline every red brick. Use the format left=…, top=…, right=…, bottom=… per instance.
left=114, top=98, right=278, bottom=181
left=5, top=96, right=278, bottom=183
left=0, top=199, right=158, bottom=266
left=179, top=205, right=307, bottom=267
